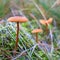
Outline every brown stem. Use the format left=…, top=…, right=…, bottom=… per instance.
left=36, top=33, right=38, bottom=43
left=15, top=22, right=19, bottom=50
left=46, top=23, right=49, bottom=34
left=46, top=26, right=48, bottom=31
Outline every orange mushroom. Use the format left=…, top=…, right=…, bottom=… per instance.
left=40, top=18, right=53, bottom=26
left=40, top=18, right=53, bottom=33
left=32, top=29, right=43, bottom=43
left=8, top=16, right=28, bottom=50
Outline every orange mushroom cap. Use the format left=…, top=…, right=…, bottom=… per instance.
left=32, top=29, right=43, bottom=34
left=8, top=16, right=28, bottom=23
left=40, top=20, right=47, bottom=25
left=48, top=18, right=53, bottom=24
left=40, top=18, right=53, bottom=25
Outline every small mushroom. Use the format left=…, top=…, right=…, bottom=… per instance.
left=32, top=29, right=43, bottom=43
left=40, top=18, right=53, bottom=33
left=40, top=18, right=53, bottom=26
left=8, top=16, right=28, bottom=50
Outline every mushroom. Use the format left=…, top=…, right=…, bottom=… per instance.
left=40, top=18, right=53, bottom=26
left=40, top=18, right=53, bottom=33
left=8, top=16, right=28, bottom=50
left=32, top=29, right=43, bottom=43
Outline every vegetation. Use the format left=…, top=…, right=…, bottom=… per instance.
left=0, top=0, right=60, bottom=60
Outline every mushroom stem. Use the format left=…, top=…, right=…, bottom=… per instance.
left=36, top=33, right=38, bottom=43
left=46, top=24, right=49, bottom=34
left=15, top=22, right=19, bottom=50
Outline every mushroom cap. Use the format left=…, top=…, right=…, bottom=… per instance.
left=8, top=16, right=28, bottom=23
left=40, top=18, right=53, bottom=25
left=48, top=18, right=53, bottom=24
left=40, top=20, right=47, bottom=25
left=32, top=29, right=43, bottom=33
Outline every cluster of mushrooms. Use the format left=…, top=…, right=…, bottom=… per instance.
left=8, top=16, right=53, bottom=53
